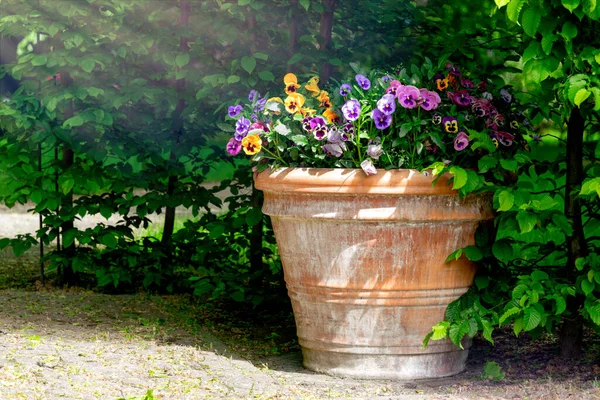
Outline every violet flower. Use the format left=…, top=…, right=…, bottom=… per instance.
left=366, top=140, right=383, bottom=160
left=386, top=80, right=401, bottom=96
left=454, top=132, right=469, bottom=151
left=254, top=97, right=267, bottom=112
left=460, top=79, right=474, bottom=88
left=442, top=116, right=459, bottom=134
left=226, top=138, right=242, bottom=155
left=360, top=159, right=377, bottom=176
left=340, top=83, right=352, bottom=96
left=377, top=94, right=396, bottom=115
left=355, top=74, right=371, bottom=90
left=310, top=117, right=328, bottom=140
left=302, top=117, right=313, bottom=132
left=234, top=117, right=251, bottom=140
left=342, top=99, right=361, bottom=121
left=248, top=90, right=260, bottom=102
left=396, top=85, right=420, bottom=109
left=447, top=90, right=471, bottom=107
left=495, top=131, right=514, bottom=146
left=228, top=105, right=242, bottom=118
left=341, top=123, right=355, bottom=141
left=372, top=108, right=392, bottom=130
left=419, top=89, right=441, bottom=111
left=500, top=88, right=512, bottom=103
left=249, top=121, right=269, bottom=132
left=326, top=126, right=342, bottom=143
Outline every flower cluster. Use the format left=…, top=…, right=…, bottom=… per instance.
left=222, top=61, right=530, bottom=175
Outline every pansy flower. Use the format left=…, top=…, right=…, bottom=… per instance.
left=454, top=131, right=469, bottom=151
left=367, top=138, right=383, bottom=159
left=241, top=134, right=262, bottom=155
left=310, top=117, right=328, bottom=140
left=284, top=73, right=301, bottom=94
left=248, top=121, right=269, bottom=133
left=284, top=93, right=305, bottom=114
left=254, top=97, right=267, bottom=113
left=372, top=108, right=392, bottom=130
left=305, top=77, right=320, bottom=97
left=339, top=83, right=351, bottom=96
left=510, top=120, right=519, bottom=129
left=442, top=116, right=458, bottom=134
left=436, top=78, right=449, bottom=91
left=226, top=138, right=242, bottom=155
left=318, top=91, right=332, bottom=109
left=322, top=142, right=346, bottom=158
left=386, top=80, right=402, bottom=96
left=447, top=90, right=471, bottom=107
left=446, top=62, right=461, bottom=77
left=302, top=117, right=313, bottom=132
left=248, top=90, right=260, bottom=102
left=228, top=105, right=243, bottom=118
left=419, top=89, right=441, bottom=111
left=460, top=79, right=474, bottom=89
left=377, top=94, right=396, bottom=115
left=493, top=114, right=505, bottom=127
left=326, top=126, right=342, bottom=143
left=342, top=99, right=361, bottom=121
left=355, top=74, right=371, bottom=90
left=432, top=113, right=442, bottom=125
left=323, top=108, right=340, bottom=124
left=299, top=107, right=316, bottom=118
left=235, top=117, right=251, bottom=141
left=341, top=123, right=355, bottom=141
left=495, top=131, right=514, bottom=146
left=360, top=159, right=377, bottom=176
left=396, top=85, right=420, bottom=109
left=265, top=97, right=283, bottom=114
left=500, top=88, right=512, bottom=103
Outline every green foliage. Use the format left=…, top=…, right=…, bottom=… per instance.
left=482, top=361, right=505, bottom=381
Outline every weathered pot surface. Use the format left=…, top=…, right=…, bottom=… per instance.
left=255, top=168, right=494, bottom=380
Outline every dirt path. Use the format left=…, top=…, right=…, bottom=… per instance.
left=0, top=288, right=598, bottom=400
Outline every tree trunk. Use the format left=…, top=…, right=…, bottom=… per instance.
left=162, top=0, right=190, bottom=245
left=560, top=107, right=587, bottom=359
left=288, top=0, right=299, bottom=73
left=319, top=0, right=335, bottom=83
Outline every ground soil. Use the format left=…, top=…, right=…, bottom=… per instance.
left=0, top=208, right=599, bottom=399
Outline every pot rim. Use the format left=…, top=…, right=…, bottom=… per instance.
left=254, top=167, right=458, bottom=195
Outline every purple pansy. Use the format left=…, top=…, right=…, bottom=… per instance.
left=248, top=90, right=260, bottom=102
left=234, top=117, right=251, bottom=140
left=326, top=126, right=342, bottom=143
left=396, top=85, right=420, bottom=109
left=228, top=105, right=243, bottom=118
left=342, top=99, right=361, bottom=121
left=447, top=90, right=472, bottom=107
left=419, top=89, right=441, bottom=111
left=249, top=121, right=269, bottom=132
left=302, top=117, right=313, bottom=131
left=372, top=108, right=392, bottom=130
left=460, top=79, right=474, bottom=89
left=226, top=138, right=242, bottom=155
left=341, top=123, right=355, bottom=141
left=377, top=94, right=396, bottom=115
left=254, top=97, right=267, bottom=112
left=310, top=117, right=328, bottom=140
left=355, top=74, right=371, bottom=90
left=386, top=80, right=401, bottom=96
left=360, top=159, right=377, bottom=176
left=495, top=131, right=515, bottom=146
left=454, top=132, right=469, bottom=151
left=340, top=83, right=352, bottom=96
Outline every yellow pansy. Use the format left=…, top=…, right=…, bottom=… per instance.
left=318, top=90, right=331, bottom=109
left=300, top=107, right=317, bottom=117
left=305, top=77, right=320, bottom=97
left=323, top=108, right=340, bottom=124
left=284, top=73, right=300, bottom=95
left=241, top=134, right=262, bottom=155
left=284, top=93, right=305, bottom=114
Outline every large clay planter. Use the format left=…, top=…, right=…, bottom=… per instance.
left=255, top=168, right=494, bottom=380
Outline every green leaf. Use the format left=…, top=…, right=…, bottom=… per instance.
left=101, top=234, right=118, bottom=249
left=291, top=135, right=309, bottom=146
left=175, top=53, right=190, bottom=68
left=574, top=88, right=591, bottom=107
left=483, top=361, right=505, bottom=381
left=562, top=0, right=581, bottom=12
left=253, top=52, right=269, bottom=61
left=562, top=21, right=578, bottom=40
left=581, top=279, right=594, bottom=296
left=541, top=34, right=557, bottom=55
left=445, top=248, right=463, bottom=262
left=523, top=41, right=541, bottom=62
left=552, top=214, right=574, bottom=236
left=449, top=166, right=468, bottom=190
left=500, top=158, right=518, bottom=171
left=475, top=275, right=490, bottom=290
left=513, top=317, right=524, bottom=336
left=241, top=56, right=256, bottom=74
left=31, top=55, right=48, bottom=66
left=507, top=0, right=525, bottom=22
left=516, top=211, right=537, bottom=233
left=445, top=300, right=461, bottom=321
left=449, top=321, right=470, bottom=349
left=245, top=208, right=263, bottom=226
left=522, top=7, right=541, bottom=37
left=238, top=0, right=251, bottom=4
left=478, top=155, right=498, bottom=173
left=554, top=296, right=567, bottom=315
left=586, top=301, right=600, bottom=325
left=62, top=229, right=77, bottom=248
left=287, top=53, right=304, bottom=65
left=493, top=240, right=514, bottom=262
left=208, top=222, right=226, bottom=239
left=523, top=307, right=542, bottom=331
left=500, top=307, right=521, bottom=325
left=227, top=75, right=241, bottom=84
left=590, top=87, right=600, bottom=111
left=81, top=59, right=96, bottom=73
left=63, top=115, right=84, bottom=128
left=61, top=178, right=75, bottom=195
left=531, top=270, right=549, bottom=282
left=258, top=70, right=275, bottom=81
left=430, top=321, right=450, bottom=341
left=495, top=0, right=511, bottom=8
left=299, top=0, right=310, bottom=10
left=463, top=245, right=483, bottom=261
left=482, top=320, right=494, bottom=344
left=497, top=190, right=515, bottom=211
left=583, top=0, right=597, bottom=14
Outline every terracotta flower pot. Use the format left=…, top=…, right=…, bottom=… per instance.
left=255, top=168, right=494, bottom=380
